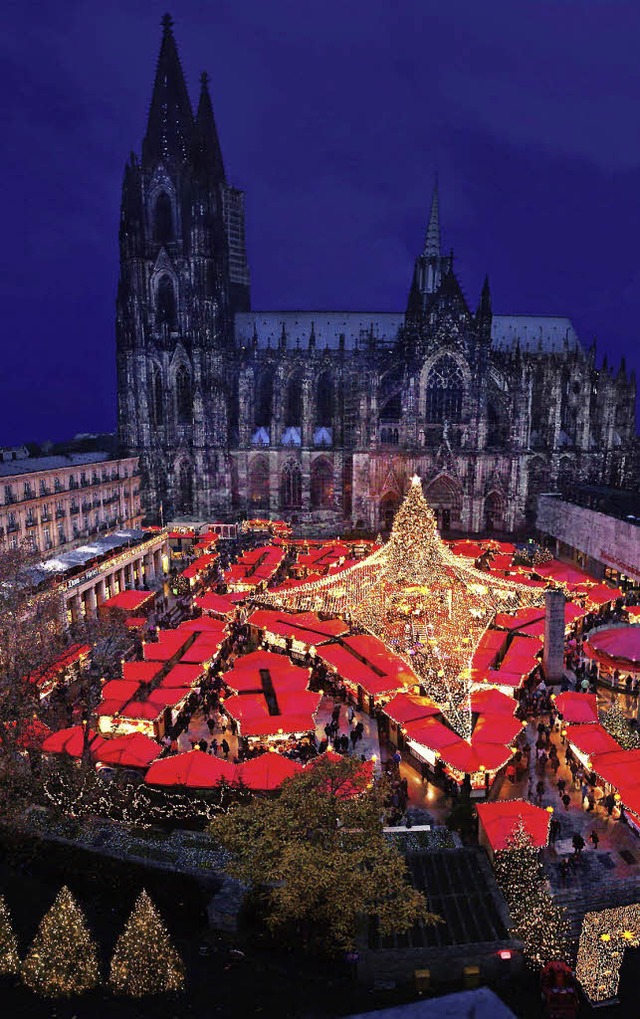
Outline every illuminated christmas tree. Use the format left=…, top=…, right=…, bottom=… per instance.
left=21, top=886, right=100, bottom=997
left=109, top=890, right=185, bottom=996
left=0, top=895, right=20, bottom=975
left=261, top=476, right=545, bottom=738
left=493, top=820, right=570, bottom=968
left=601, top=700, right=640, bottom=751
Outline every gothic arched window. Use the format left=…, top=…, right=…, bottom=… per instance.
left=175, top=366, right=192, bottom=425
left=149, top=363, right=163, bottom=426
left=249, top=457, right=270, bottom=510
left=487, top=400, right=508, bottom=447
left=157, top=275, right=176, bottom=330
left=153, top=192, right=174, bottom=245
left=315, top=372, right=334, bottom=426
left=285, top=371, right=303, bottom=427
left=310, top=459, right=333, bottom=508
left=255, top=371, right=274, bottom=427
left=280, top=460, right=302, bottom=510
left=425, top=356, right=464, bottom=423
left=176, top=461, right=193, bottom=515
left=484, top=491, right=504, bottom=532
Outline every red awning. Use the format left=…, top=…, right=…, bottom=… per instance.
left=42, top=726, right=107, bottom=758
left=101, top=679, right=141, bottom=702
left=179, top=634, right=223, bottom=664
left=477, top=800, right=550, bottom=852
left=236, top=753, right=303, bottom=790
left=161, top=663, right=203, bottom=687
left=590, top=748, right=640, bottom=791
left=96, top=732, right=161, bottom=768
left=194, top=592, right=237, bottom=617
left=145, top=749, right=235, bottom=787
left=584, top=626, right=640, bottom=671
left=470, top=688, right=516, bottom=715
left=554, top=692, right=598, bottom=725
left=403, top=717, right=461, bottom=750
left=248, top=609, right=348, bottom=646
left=442, top=739, right=513, bottom=774
left=567, top=724, right=622, bottom=759
left=382, top=693, right=441, bottom=725
left=102, top=589, right=154, bottom=612
left=177, top=617, right=228, bottom=636
left=472, top=713, right=522, bottom=745
left=122, top=661, right=163, bottom=685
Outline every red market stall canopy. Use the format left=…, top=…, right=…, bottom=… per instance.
left=494, top=608, right=545, bottom=633
left=236, top=713, right=318, bottom=738
left=316, top=638, right=413, bottom=699
left=182, top=553, right=218, bottom=580
left=470, top=688, right=516, bottom=715
left=471, top=630, right=509, bottom=674
left=566, top=724, right=622, bottom=760
left=101, top=679, right=141, bottom=702
left=534, top=561, right=593, bottom=586
left=441, top=739, right=513, bottom=775
left=160, top=663, right=204, bottom=687
left=179, top=633, right=224, bottom=664
left=590, top=747, right=640, bottom=792
left=224, top=690, right=321, bottom=724
left=581, top=584, right=624, bottom=608
left=382, top=693, right=441, bottom=726
left=248, top=609, right=349, bottom=647
left=224, top=546, right=284, bottom=589
left=584, top=626, right=640, bottom=673
left=236, top=753, right=303, bottom=790
left=194, top=592, right=238, bottom=618
left=101, top=589, right=155, bottom=613
left=223, top=651, right=310, bottom=694
left=122, top=661, right=162, bottom=685
left=42, top=726, right=106, bottom=758
left=125, top=616, right=148, bottom=630
left=499, top=636, right=541, bottom=677
left=476, top=800, right=550, bottom=853
left=403, top=716, right=462, bottom=750
left=96, top=732, right=161, bottom=768
left=177, top=617, right=229, bottom=636
left=449, top=540, right=486, bottom=560
left=143, top=632, right=191, bottom=662
left=28, top=643, right=92, bottom=691
left=145, top=750, right=235, bottom=787
left=627, top=607, right=640, bottom=623
left=142, top=687, right=191, bottom=708
left=472, top=713, right=523, bottom=745
left=554, top=692, right=598, bottom=725
left=117, top=699, right=168, bottom=722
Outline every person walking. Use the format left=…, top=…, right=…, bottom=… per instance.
left=562, top=792, right=571, bottom=811
left=589, top=829, right=600, bottom=850
left=221, top=738, right=230, bottom=759
left=572, top=833, right=585, bottom=855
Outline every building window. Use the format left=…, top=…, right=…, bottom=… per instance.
left=175, top=366, right=192, bottom=425
left=149, top=363, right=164, bottom=426
left=248, top=458, right=270, bottom=510
left=153, top=192, right=174, bottom=245
left=425, top=356, right=464, bottom=423
left=255, top=371, right=273, bottom=427
left=280, top=460, right=302, bottom=510
left=176, top=461, right=193, bottom=515
left=315, top=372, right=334, bottom=427
left=310, top=459, right=333, bottom=509
left=3, top=486, right=14, bottom=505
left=285, top=371, right=303, bottom=427
left=157, top=274, right=177, bottom=329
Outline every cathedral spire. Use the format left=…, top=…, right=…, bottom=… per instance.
left=143, top=14, right=194, bottom=167
left=423, top=179, right=441, bottom=257
left=194, top=71, right=226, bottom=183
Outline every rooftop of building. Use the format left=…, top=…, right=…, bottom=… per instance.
left=26, top=528, right=150, bottom=587
left=0, top=451, right=129, bottom=479
left=235, top=311, right=580, bottom=354
left=542, top=486, right=640, bottom=525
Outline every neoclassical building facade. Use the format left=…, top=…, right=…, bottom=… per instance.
left=116, top=18, right=637, bottom=535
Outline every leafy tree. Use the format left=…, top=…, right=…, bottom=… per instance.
left=210, top=754, right=439, bottom=953
left=110, top=890, right=185, bottom=996
left=21, top=886, right=100, bottom=997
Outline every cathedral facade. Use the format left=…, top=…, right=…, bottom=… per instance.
left=116, top=18, right=637, bottom=535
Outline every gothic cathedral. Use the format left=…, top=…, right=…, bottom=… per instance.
left=117, top=17, right=636, bottom=534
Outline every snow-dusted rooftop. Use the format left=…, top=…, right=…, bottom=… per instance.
left=0, top=452, right=113, bottom=479
left=26, top=529, right=146, bottom=586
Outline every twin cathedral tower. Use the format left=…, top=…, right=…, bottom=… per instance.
left=116, top=16, right=636, bottom=534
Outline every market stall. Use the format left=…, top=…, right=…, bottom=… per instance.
left=145, top=749, right=236, bottom=787
left=477, top=800, right=550, bottom=860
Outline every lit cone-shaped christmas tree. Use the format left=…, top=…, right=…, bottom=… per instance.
left=0, top=895, right=20, bottom=975
left=601, top=700, right=640, bottom=750
left=261, top=476, right=544, bottom=738
left=110, top=890, right=185, bottom=997
left=21, top=886, right=100, bottom=997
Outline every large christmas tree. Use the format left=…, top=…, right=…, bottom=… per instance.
left=21, top=886, right=100, bottom=997
left=110, top=890, right=185, bottom=996
left=0, top=895, right=20, bottom=975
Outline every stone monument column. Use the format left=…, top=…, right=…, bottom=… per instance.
left=543, top=588, right=565, bottom=682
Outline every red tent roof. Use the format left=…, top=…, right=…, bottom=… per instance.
left=470, top=688, right=516, bottom=715
left=476, top=800, right=550, bottom=851
left=42, top=726, right=107, bottom=758
left=535, top=561, right=593, bottom=585
left=179, top=633, right=223, bottom=664
left=248, top=609, right=348, bottom=646
left=125, top=616, right=148, bottom=629
left=223, top=651, right=310, bottom=694
left=589, top=748, right=640, bottom=791
left=118, top=700, right=167, bottom=721
left=143, top=633, right=190, bottom=661
left=472, top=713, right=522, bottom=745
left=101, top=679, right=141, bottom=702
left=403, top=717, right=461, bottom=750
left=194, top=592, right=237, bottom=617
left=161, top=663, right=203, bottom=687
left=96, top=732, right=161, bottom=768
left=238, top=713, right=317, bottom=738
left=585, top=626, right=640, bottom=670
left=494, top=608, right=546, bottom=632
left=145, top=750, right=235, bottom=787
left=442, top=739, right=513, bottom=774
left=554, top=692, right=598, bottom=724
left=566, top=724, right=622, bottom=759
left=382, top=693, right=441, bottom=725
left=500, top=635, right=541, bottom=676
left=236, top=753, right=303, bottom=790
left=177, top=617, right=229, bottom=635
left=122, top=661, right=162, bottom=685
left=102, top=590, right=154, bottom=612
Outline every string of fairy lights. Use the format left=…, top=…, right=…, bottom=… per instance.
left=259, top=476, right=546, bottom=738
left=576, top=904, right=640, bottom=1004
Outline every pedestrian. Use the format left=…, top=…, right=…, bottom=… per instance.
left=221, top=738, right=230, bottom=759
left=572, top=833, right=585, bottom=855
left=589, top=829, right=600, bottom=850
left=506, top=763, right=516, bottom=784
left=536, top=779, right=545, bottom=806
left=211, top=738, right=219, bottom=756
left=562, top=792, right=571, bottom=811
left=347, top=704, right=355, bottom=725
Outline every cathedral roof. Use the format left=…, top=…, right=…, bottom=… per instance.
left=142, top=15, right=194, bottom=167
left=235, top=311, right=580, bottom=354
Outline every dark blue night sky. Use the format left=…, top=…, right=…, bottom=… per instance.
left=2, top=0, right=639, bottom=444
